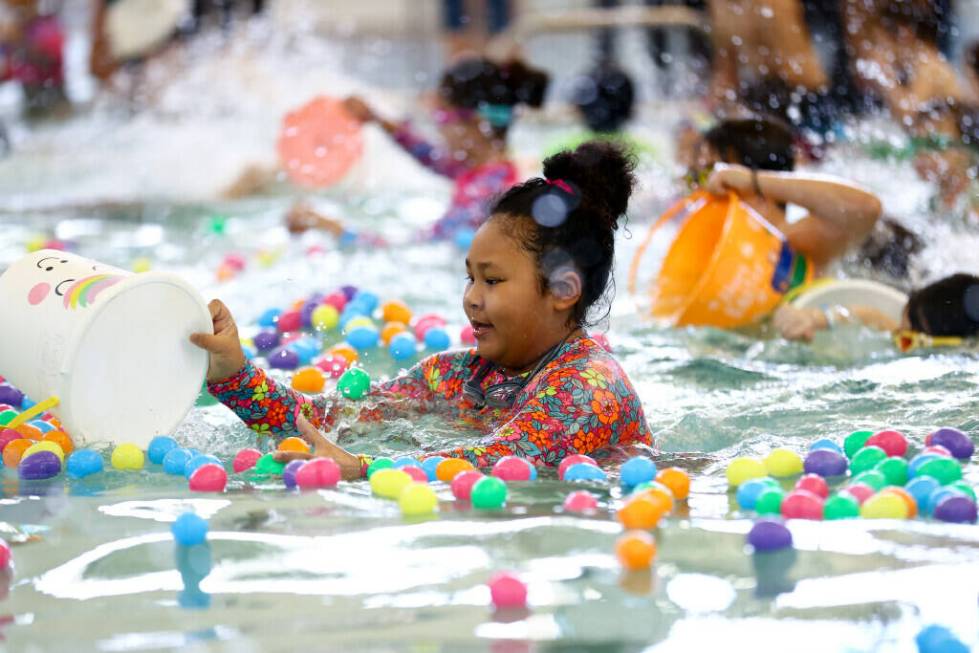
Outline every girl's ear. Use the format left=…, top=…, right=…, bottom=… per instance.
left=548, top=265, right=582, bottom=311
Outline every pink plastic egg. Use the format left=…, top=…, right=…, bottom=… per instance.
left=562, top=490, right=599, bottom=514
left=233, top=448, right=262, bottom=473
left=865, top=430, right=908, bottom=458
left=558, top=454, right=598, bottom=480
left=295, top=458, right=341, bottom=489
left=492, top=456, right=534, bottom=482
left=451, top=470, right=485, bottom=501
left=488, top=571, right=527, bottom=610
left=189, top=463, right=228, bottom=492
left=795, top=473, right=829, bottom=499
left=781, top=489, right=825, bottom=520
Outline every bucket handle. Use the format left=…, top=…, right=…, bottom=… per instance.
left=627, top=190, right=722, bottom=295
left=6, top=396, right=60, bottom=430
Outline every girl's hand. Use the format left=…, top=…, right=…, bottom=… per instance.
left=273, top=415, right=363, bottom=480
left=773, top=304, right=825, bottom=342
left=342, top=96, right=377, bottom=123
left=189, top=299, right=247, bottom=383
left=705, top=163, right=753, bottom=197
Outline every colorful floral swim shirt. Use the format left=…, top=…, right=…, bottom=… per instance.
left=209, top=335, right=652, bottom=475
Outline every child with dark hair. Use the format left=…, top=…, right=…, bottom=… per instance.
left=288, top=57, right=550, bottom=243
left=687, top=117, right=882, bottom=275
left=571, top=61, right=634, bottom=134
left=192, top=142, right=652, bottom=477
left=774, top=273, right=979, bottom=350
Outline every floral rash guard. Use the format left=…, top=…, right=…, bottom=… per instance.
left=209, top=335, right=652, bottom=475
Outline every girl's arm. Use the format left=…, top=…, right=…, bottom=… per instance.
left=707, top=163, right=883, bottom=268
left=773, top=303, right=900, bottom=341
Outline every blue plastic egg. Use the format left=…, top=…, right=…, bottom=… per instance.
left=736, top=477, right=779, bottom=511
left=927, top=486, right=966, bottom=516
left=163, top=448, right=193, bottom=476
left=393, top=456, right=421, bottom=469
left=389, top=332, right=417, bottom=360
left=905, top=476, right=941, bottom=514
left=257, top=308, right=282, bottom=328
left=288, top=337, right=322, bottom=365
left=147, top=436, right=178, bottom=465
left=809, top=438, right=843, bottom=454
left=351, top=290, right=379, bottom=314
left=909, top=453, right=940, bottom=478
left=171, top=513, right=209, bottom=546
left=915, top=624, right=970, bottom=653
left=619, top=456, right=657, bottom=488
left=564, top=463, right=607, bottom=482
left=347, top=325, right=380, bottom=350
left=424, top=327, right=451, bottom=351
left=29, top=420, right=55, bottom=434
left=66, top=449, right=103, bottom=478
left=421, top=456, right=445, bottom=481
left=185, top=454, right=221, bottom=480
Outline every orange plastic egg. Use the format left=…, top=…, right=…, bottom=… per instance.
left=436, top=458, right=475, bottom=482
left=3, top=439, right=33, bottom=467
left=328, top=344, right=359, bottom=365
left=381, top=300, right=412, bottom=325
left=42, top=430, right=74, bottom=455
left=277, top=437, right=311, bottom=454
left=291, top=367, right=326, bottom=394
left=380, top=322, right=408, bottom=345
left=615, top=531, right=657, bottom=570
left=617, top=495, right=666, bottom=530
left=655, top=467, right=690, bottom=500
left=15, top=423, right=43, bottom=441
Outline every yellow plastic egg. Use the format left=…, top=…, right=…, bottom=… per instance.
left=381, top=300, right=413, bottom=325
left=726, top=457, right=767, bottom=488
left=343, top=316, right=375, bottom=335
left=22, top=441, right=64, bottom=463
left=311, top=305, right=340, bottom=332
left=111, top=443, right=145, bottom=471
left=399, top=482, right=439, bottom=516
left=256, top=249, right=281, bottom=268
left=860, top=492, right=909, bottom=519
left=764, top=448, right=804, bottom=478
left=291, top=367, right=326, bottom=394
left=370, top=468, right=412, bottom=499
left=131, top=257, right=152, bottom=273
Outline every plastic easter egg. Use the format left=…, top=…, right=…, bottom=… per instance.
left=755, top=487, right=785, bottom=515
left=381, top=300, right=412, bottom=325
left=781, top=490, right=824, bottom=520
left=380, top=322, right=408, bottom=345
left=926, top=428, right=974, bottom=460
left=370, top=468, right=412, bottom=499
left=337, top=368, right=370, bottom=400
left=563, top=490, right=599, bottom=514
left=460, top=324, right=476, bottom=346
left=2, top=439, right=31, bottom=467
left=947, top=481, right=977, bottom=502
left=296, top=458, right=341, bottom=489
left=933, top=495, right=977, bottom=524
left=558, top=454, right=598, bottom=480
left=367, top=457, right=394, bottom=478
left=253, top=330, right=280, bottom=352
left=924, top=445, right=952, bottom=457
left=860, top=492, right=908, bottom=519
left=915, top=457, right=963, bottom=485
left=276, top=309, right=302, bottom=333
left=851, top=470, right=887, bottom=492
left=915, top=624, right=970, bottom=653
left=22, top=441, right=64, bottom=463
left=19, top=450, right=61, bottom=480
left=399, top=483, right=439, bottom=516
left=66, top=449, right=103, bottom=478
left=905, top=476, right=940, bottom=513
left=0, top=538, right=10, bottom=568
left=764, top=448, right=804, bottom=478
left=795, top=474, right=829, bottom=498
left=471, top=476, right=508, bottom=509
left=803, top=449, right=848, bottom=477
left=232, top=448, right=262, bottom=473
left=841, top=483, right=875, bottom=505
left=253, top=453, right=286, bottom=476
left=879, top=486, right=917, bottom=518
left=184, top=454, right=221, bottom=479
left=315, top=354, right=349, bottom=379
left=277, top=437, right=311, bottom=454
left=564, top=463, right=607, bottom=482
left=865, top=430, right=908, bottom=457
left=747, top=519, right=793, bottom=551
left=736, top=478, right=776, bottom=511
left=809, top=438, right=843, bottom=454
left=726, top=457, right=766, bottom=487
left=874, top=456, right=909, bottom=486
left=850, top=445, right=888, bottom=475
left=322, top=291, right=347, bottom=312
left=488, top=572, right=527, bottom=610
left=258, top=308, right=282, bottom=328
left=111, top=443, right=145, bottom=471
left=617, top=495, right=665, bottom=529
left=282, top=459, right=305, bottom=489
left=414, top=314, right=447, bottom=340
left=909, top=453, right=941, bottom=477
left=401, top=466, right=428, bottom=483
left=389, top=332, right=418, bottom=360
left=436, top=458, right=475, bottom=482
left=347, top=325, right=380, bottom=350
left=0, top=429, right=20, bottom=452
left=189, top=463, right=228, bottom=492
left=163, top=447, right=193, bottom=475
left=41, top=430, right=72, bottom=455
left=291, top=367, right=326, bottom=394
left=171, top=513, right=208, bottom=546
left=268, top=347, right=300, bottom=370
left=147, top=436, right=178, bottom=465
left=843, top=430, right=874, bottom=459
left=619, top=456, right=657, bottom=488
left=655, top=467, right=690, bottom=500
left=615, top=531, right=657, bottom=570
left=311, top=305, right=340, bottom=332
left=451, top=471, right=485, bottom=501
left=328, top=344, right=359, bottom=365
left=423, top=327, right=451, bottom=351
left=492, top=456, right=535, bottom=482
left=392, top=456, right=421, bottom=469
left=823, top=493, right=860, bottom=519
left=420, top=456, right=444, bottom=481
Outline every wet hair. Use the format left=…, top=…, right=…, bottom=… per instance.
left=489, top=141, right=637, bottom=327
left=570, top=62, right=635, bottom=133
left=857, top=216, right=924, bottom=281
left=906, top=273, right=979, bottom=337
left=704, top=118, right=796, bottom=171
left=439, top=57, right=550, bottom=138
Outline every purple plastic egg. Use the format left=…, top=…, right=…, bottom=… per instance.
left=926, top=428, right=975, bottom=461
left=18, top=451, right=62, bottom=480
left=283, top=459, right=305, bottom=489
left=747, top=519, right=793, bottom=552
left=0, top=386, right=24, bottom=408
left=803, top=449, right=849, bottom=477
left=253, top=330, right=280, bottom=352
left=341, top=285, right=358, bottom=301
left=300, top=301, right=319, bottom=328
left=933, top=495, right=978, bottom=524
left=268, top=348, right=300, bottom=370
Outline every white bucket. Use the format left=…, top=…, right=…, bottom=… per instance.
left=0, top=250, right=212, bottom=448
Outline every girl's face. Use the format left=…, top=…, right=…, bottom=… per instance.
left=463, top=217, right=578, bottom=372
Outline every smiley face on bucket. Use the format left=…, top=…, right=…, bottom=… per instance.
left=27, top=256, right=123, bottom=309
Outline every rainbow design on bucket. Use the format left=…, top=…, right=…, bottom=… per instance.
left=62, top=274, right=123, bottom=310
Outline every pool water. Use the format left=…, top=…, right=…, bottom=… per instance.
left=1, top=25, right=979, bottom=653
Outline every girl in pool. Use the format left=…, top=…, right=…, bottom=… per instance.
left=774, top=273, right=979, bottom=350
left=284, top=56, right=550, bottom=244
left=688, top=117, right=883, bottom=277
left=193, top=142, right=652, bottom=478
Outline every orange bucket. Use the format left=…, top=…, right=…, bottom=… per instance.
left=629, top=191, right=812, bottom=328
